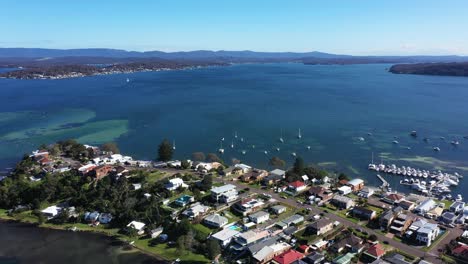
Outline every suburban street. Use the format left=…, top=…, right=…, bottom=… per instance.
left=214, top=176, right=457, bottom=264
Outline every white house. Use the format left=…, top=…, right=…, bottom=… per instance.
left=414, top=199, right=436, bottom=215
left=450, top=201, right=466, bottom=214
left=288, top=181, right=307, bottom=193
left=165, top=178, right=188, bottom=191
left=182, top=202, right=210, bottom=218
left=416, top=223, right=440, bottom=246
left=41, top=205, right=61, bottom=219
left=204, top=214, right=228, bottom=228
left=338, top=185, right=352, bottom=195
left=359, top=187, right=375, bottom=198
left=127, top=221, right=146, bottom=235
left=235, top=163, right=252, bottom=173
left=271, top=205, right=287, bottom=215
left=249, top=211, right=270, bottom=224
left=211, top=184, right=238, bottom=203
left=211, top=228, right=240, bottom=247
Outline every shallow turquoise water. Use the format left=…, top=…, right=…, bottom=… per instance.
left=1, top=63, right=468, bottom=195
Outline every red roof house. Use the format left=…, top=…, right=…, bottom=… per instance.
left=365, top=243, right=385, bottom=259
left=288, top=181, right=306, bottom=192
left=272, top=249, right=304, bottom=264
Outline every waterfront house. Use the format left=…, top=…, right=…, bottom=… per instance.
left=182, top=202, right=210, bottom=218
left=84, top=211, right=100, bottom=222
left=263, top=174, right=284, bottom=186
left=308, top=186, right=333, bottom=202
left=351, top=206, right=377, bottom=220
left=211, top=184, right=238, bottom=203
left=235, top=163, right=253, bottom=173
left=414, top=199, right=436, bottom=215
left=450, top=201, right=466, bottom=214
left=346, top=178, right=364, bottom=192
left=337, top=186, right=352, bottom=195
left=240, top=169, right=268, bottom=183
left=382, top=193, right=405, bottom=205
left=288, top=181, right=307, bottom=193
left=78, top=164, right=97, bottom=175
left=89, top=165, right=113, bottom=180
left=270, top=169, right=286, bottom=178
left=330, top=234, right=363, bottom=253
left=358, top=187, right=375, bottom=198
left=150, top=227, right=164, bottom=239
left=98, top=213, right=113, bottom=224
left=211, top=228, right=240, bottom=247
left=233, top=198, right=265, bottom=216
left=306, top=218, right=333, bottom=235
left=271, top=205, right=287, bottom=215
left=399, top=200, right=416, bottom=211
left=249, top=211, right=270, bottom=224
left=127, top=221, right=146, bottom=235
left=165, top=177, right=188, bottom=191
left=440, top=211, right=457, bottom=225
left=331, top=195, right=355, bottom=209
left=204, top=213, right=228, bottom=228
left=271, top=249, right=304, bottom=264
left=426, top=206, right=444, bottom=219
left=41, top=205, right=61, bottom=219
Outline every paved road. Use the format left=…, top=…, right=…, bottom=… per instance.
left=218, top=178, right=450, bottom=264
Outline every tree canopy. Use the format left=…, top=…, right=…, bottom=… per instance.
left=157, top=139, right=173, bottom=162
left=191, top=152, right=205, bottom=161
left=101, top=142, right=120, bottom=154
left=269, top=156, right=286, bottom=168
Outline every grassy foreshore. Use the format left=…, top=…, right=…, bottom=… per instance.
left=0, top=209, right=209, bottom=263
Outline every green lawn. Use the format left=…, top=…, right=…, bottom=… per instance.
left=134, top=239, right=210, bottom=263
left=146, top=171, right=167, bottom=183
left=192, top=223, right=214, bottom=237
left=434, top=199, right=452, bottom=209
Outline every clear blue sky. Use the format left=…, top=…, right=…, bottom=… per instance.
left=2, top=0, right=468, bottom=55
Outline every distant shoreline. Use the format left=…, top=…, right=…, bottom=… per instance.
left=389, top=62, right=468, bottom=77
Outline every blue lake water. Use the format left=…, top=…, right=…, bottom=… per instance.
left=1, top=63, right=468, bottom=196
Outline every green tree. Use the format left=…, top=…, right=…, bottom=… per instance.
left=207, top=239, right=221, bottom=259
left=157, top=139, right=173, bottom=162
left=191, top=152, right=205, bottom=161
left=101, top=142, right=120, bottom=154
left=269, top=156, right=286, bottom=168
left=293, top=157, right=305, bottom=175
left=181, top=160, right=190, bottom=169
left=206, top=153, right=221, bottom=163
left=338, top=173, right=350, bottom=181
left=201, top=174, right=213, bottom=191
left=369, top=234, right=378, bottom=242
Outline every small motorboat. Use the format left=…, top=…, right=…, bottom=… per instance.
left=433, top=147, right=441, bottom=152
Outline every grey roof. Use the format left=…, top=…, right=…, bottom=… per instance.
left=211, top=184, right=236, bottom=194
left=271, top=205, right=286, bottom=211
left=310, top=218, right=332, bottom=229
left=250, top=211, right=270, bottom=219
left=282, top=214, right=304, bottom=225
left=384, top=253, right=412, bottom=264
left=212, top=228, right=240, bottom=241
left=247, top=236, right=279, bottom=254
left=204, top=214, right=228, bottom=225
left=333, top=195, right=353, bottom=203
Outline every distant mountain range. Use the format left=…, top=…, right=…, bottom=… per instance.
left=1, top=48, right=468, bottom=64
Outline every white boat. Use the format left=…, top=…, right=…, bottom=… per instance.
left=433, top=147, right=441, bottom=151
left=221, top=137, right=225, bottom=141
left=231, top=141, right=234, bottom=148
left=172, top=140, right=176, bottom=150
left=392, top=140, right=399, bottom=144
left=241, top=150, right=246, bottom=155
left=279, top=130, right=284, bottom=143
left=264, top=150, right=268, bottom=155
left=234, top=131, right=238, bottom=138
left=297, top=128, right=302, bottom=139
left=126, top=78, right=130, bottom=83
left=307, top=146, right=311, bottom=150
left=358, top=137, right=365, bottom=141
left=291, top=152, right=297, bottom=157
left=451, top=141, right=460, bottom=146
left=276, top=147, right=280, bottom=152
left=252, top=145, right=255, bottom=149
left=218, top=141, right=224, bottom=154
left=456, top=194, right=463, bottom=202
left=240, top=137, right=244, bottom=142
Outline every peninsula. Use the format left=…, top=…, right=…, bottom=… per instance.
left=0, top=139, right=466, bottom=264
left=389, top=62, right=468, bottom=77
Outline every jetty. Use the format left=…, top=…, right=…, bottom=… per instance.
left=376, top=174, right=390, bottom=189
